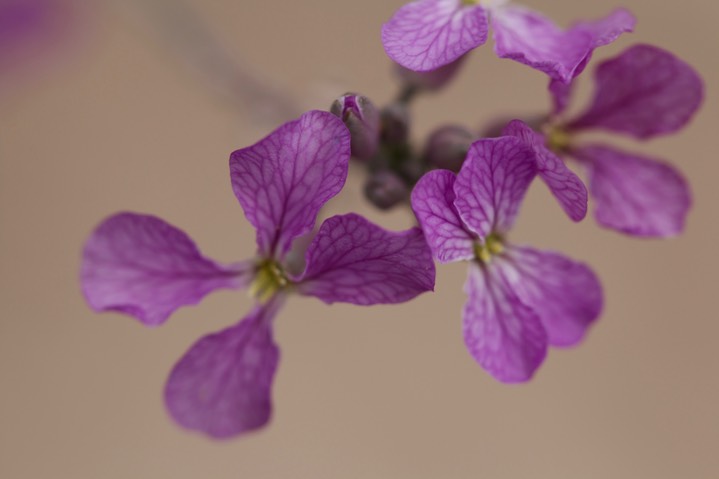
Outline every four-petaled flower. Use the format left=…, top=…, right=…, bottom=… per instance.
left=411, top=136, right=603, bottom=382
left=506, top=44, right=704, bottom=237
left=81, top=110, right=436, bottom=438
left=381, top=0, right=635, bottom=83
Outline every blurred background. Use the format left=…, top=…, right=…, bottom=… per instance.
left=1, top=0, right=717, bottom=477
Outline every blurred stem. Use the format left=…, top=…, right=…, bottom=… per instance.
left=123, top=0, right=302, bottom=123
left=395, top=84, right=419, bottom=105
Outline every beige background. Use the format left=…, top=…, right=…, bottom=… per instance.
left=1, top=0, right=717, bottom=477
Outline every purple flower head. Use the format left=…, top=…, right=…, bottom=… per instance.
left=506, top=44, right=704, bottom=237
left=81, top=110, right=436, bottom=438
left=411, top=136, right=603, bottom=382
left=381, top=0, right=635, bottom=83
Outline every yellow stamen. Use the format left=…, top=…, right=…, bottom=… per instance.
left=248, top=259, right=289, bottom=303
left=545, top=125, right=572, bottom=153
left=474, top=233, right=505, bottom=264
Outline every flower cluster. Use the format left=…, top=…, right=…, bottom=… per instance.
left=80, top=1, right=703, bottom=439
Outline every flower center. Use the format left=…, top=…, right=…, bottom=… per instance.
left=474, top=233, right=504, bottom=264
left=544, top=125, right=572, bottom=153
left=248, top=259, right=289, bottom=303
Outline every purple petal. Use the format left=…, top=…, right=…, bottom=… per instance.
left=463, top=262, right=547, bottom=383
left=568, top=44, right=704, bottom=139
left=81, top=213, right=247, bottom=327
left=165, top=301, right=282, bottom=439
left=572, top=144, right=692, bottom=237
left=297, top=214, right=435, bottom=305
left=543, top=8, right=636, bottom=116
left=492, top=6, right=635, bottom=84
left=547, top=10, right=634, bottom=115
left=548, top=78, right=573, bottom=115
left=491, top=5, right=593, bottom=83
left=503, top=246, right=603, bottom=347
left=503, top=120, right=587, bottom=221
left=0, top=0, right=73, bottom=71
left=454, top=137, right=537, bottom=238
left=381, top=0, right=488, bottom=71
left=572, top=7, right=636, bottom=50
left=230, top=110, right=351, bottom=260
left=411, top=169, right=475, bottom=263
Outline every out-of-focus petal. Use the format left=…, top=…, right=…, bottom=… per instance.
left=503, top=120, right=587, bottom=221
left=411, top=169, right=475, bottom=263
left=572, top=7, right=636, bottom=50
left=547, top=9, right=635, bottom=112
left=0, top=0, right=75, bottom=73
left=568, top=44, right=704, bottom=138
left=548, top=78, right=573, bottom=115
left=454, top=137, right=537, bottom=238
left=502, top=246, right=603, bottom=347
left=164, top=300, right=282, bottom=439
left=230, top=110, right=350, bottom=260
left=381, top=0, right=488, bottom=71
left=572, top=144, right=692, bottom=237
left=81, top=213, right=247, bottom=327
left=463, top=262, right=547, bottom=383
left=297, top=214, right=435, bottom=305
left=491, top=5, right=592, bottom=83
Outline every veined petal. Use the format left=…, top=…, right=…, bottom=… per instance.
left=381, top=0, right=488, bottom=72
left=491, top=5, right=593, bottom=83
left=81, top=213, right=247, bottom=327
left=572, top=144, right=692, bottom=238
left=463, top=262, right=547, bottom=383
left=297, top=214, right=435, bottom=305
left=503, top=246, right=603, bottom=347
left=164, top=300, right=283, bottom=439
left=230, top=110, right=351, bottom=260
left=454, top=137, right=537, bottom=238
left=503, top=120, right=587, bottom=221
left=411, top=169, right=475, bottom=263
left=568, top=44, right=704, bottom=138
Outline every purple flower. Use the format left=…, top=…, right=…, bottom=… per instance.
left=381, top=0, right=635, bottom=83
left=81, top=110, right=436, bottom=438
left=411, top=136, right=602, bottom=382
left=506, top=44, right=704, bottom=237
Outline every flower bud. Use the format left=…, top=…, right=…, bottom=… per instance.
left=380, top=103, right=411, bottom=146
left=330, top=93, right=380, bottom=160
left=363, top=170, right=409, bottom=210
left=423, top=125, right=474, bottom=172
